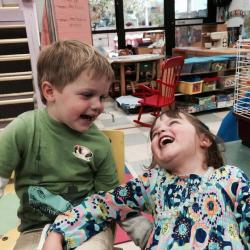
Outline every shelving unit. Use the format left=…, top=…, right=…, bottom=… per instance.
left=175, top=66, right=236, bottom=113
left=0, top=5, right=34, bottom=130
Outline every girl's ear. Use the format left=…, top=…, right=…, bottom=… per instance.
left=41, top=81, right=55, bottom=102
left=200, top=134, right=212, bottom=148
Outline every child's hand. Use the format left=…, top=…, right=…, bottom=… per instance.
left=42, top=232, right=64, bottom=250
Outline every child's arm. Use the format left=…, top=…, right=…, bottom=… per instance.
left=235, top=169, right=250, bottom=247
left=45, top=173, right=153, bottom=249
left=0, top=176, right=9, bottom=198
left=42, top=232, right=64, bottom=250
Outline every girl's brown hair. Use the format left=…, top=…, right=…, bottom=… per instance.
left=37, top=40, right=114, bottom=104
left=149, top=110, right=224, bottom=169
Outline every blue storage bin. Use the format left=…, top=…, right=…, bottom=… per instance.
left=181, top=58, right=193, bottom=73
left=190, top=57, right=212, bottom=73
left=217, top=55, right=237, bottom=69
left=210, top=56, right=228, bottom=71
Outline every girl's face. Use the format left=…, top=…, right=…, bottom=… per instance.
left=151, top=113, right=210, bottom=175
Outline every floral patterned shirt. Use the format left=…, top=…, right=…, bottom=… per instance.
left=49, top=165, right=250, bottom=249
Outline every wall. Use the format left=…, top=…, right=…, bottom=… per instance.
left=227, top=0, right=250, bottom=27
left=34, top=0, right=45, bottom=31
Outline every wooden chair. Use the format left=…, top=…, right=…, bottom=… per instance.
left=0, top=130, right=125, bottom=249
left=133, top=56, right=184, bottom=127
left=130, top=61, right=156, bottom=97
left=102, top=130, right=125, bottom=184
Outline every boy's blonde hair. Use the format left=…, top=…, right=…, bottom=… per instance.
left=37, top=40, right=114, bottom=104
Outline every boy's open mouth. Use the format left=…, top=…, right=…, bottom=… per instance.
left=80, top=114, right=93, bottom=121
left=160, top=136, right=174, bottom=147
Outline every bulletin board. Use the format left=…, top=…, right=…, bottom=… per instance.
left=47, top=0, right=92, bottom=45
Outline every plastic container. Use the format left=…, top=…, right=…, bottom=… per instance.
left=216, top=93, right=234, bottom=108
left=218, top=75, right=235, bottom=89
left=217, top=55, right=237, bottom=69
left=178, top=80, right=203, bottom=95
left=210, top=56, right=228, bottom=71
left=181, top=58, right=193, bottom=73
left=190, top=95, right=216, bottom=105
left=202, top=76, right=219, bottom=92
left=191, top=57, right=212, bottom=73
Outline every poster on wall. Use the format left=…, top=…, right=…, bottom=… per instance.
left=44, top=0, right=92, bottom=45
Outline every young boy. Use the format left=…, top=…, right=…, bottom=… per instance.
left=0, top=40, right=151, bottom=249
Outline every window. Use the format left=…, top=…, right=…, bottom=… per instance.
left=175, top=25, right=202, bottom=47
left=175, top=0, right=207, bottom=19
left=89, top=0, right=116, bottom=31
left=123, top=0, right=164, bottom=28
left=88, top=0, right=215, bottom=55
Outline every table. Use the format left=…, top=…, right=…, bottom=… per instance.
left=224, top=140, right=250, bottom=177
left=109, top=54, right=164, bottom=96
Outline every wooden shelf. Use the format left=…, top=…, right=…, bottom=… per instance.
left=0, top=71, right=32, bottom=77
left=0, top=91, right=34, bottom=105
left=0, top=9, right=34, bottom=128
left=0, top=74, right=32, bottom=82
left=0, top=54, right=30, bottom=61
left=181, top=68, right=236, bottom=77
left=0, top=38, right=28, bottom=44
left=0, top=24, right=25, bottom=29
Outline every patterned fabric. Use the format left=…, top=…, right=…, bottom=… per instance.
left=48, top=165, right=250, bottom=250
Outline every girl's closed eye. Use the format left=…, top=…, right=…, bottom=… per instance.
left=151, top=128, right=160, bottom=139
left=169, top=120, right=180, bottom=126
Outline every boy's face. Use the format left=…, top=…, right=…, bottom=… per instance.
left=151, top=114, right=210, bottom=175
left=45, top=70, right=110, bottom=133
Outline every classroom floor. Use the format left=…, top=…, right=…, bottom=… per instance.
left=94, top=97, right=229, bottom=250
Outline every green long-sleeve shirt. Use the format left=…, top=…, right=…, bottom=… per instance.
left=0, top=108, right=119, bottom=232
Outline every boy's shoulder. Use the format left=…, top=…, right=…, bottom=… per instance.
left=4, top=109, right=40, bottom=131
left=16, top=108, right=44, bottom=121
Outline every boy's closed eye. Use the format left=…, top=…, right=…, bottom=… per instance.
left=78, top=91, right=93, bottom=99
left=100, top=95, right=108, bottom=101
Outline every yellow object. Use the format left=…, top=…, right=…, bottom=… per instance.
left=0, top=228, right=20, bottom=250
left=102, top=130, right=125, bottom=184
left=177, top=80, right=203, bottom=95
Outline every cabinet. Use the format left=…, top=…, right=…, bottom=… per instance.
left=201, top=23, right=227, bottom=48
left=0, top=6, right=34, bottom=130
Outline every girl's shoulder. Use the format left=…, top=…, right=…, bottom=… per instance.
left=211, top=165, right=249, bottom=182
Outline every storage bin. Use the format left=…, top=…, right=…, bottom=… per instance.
left=217, top=55, right=237, bottom=69
left=217, top=75, right=235, bottom=89
left=199, top=102, right=217, bottom=111
left=202, top=77, right=218, bottom=92
left=190, top=95, right=216, bottom=105
left=181, top=58, right=193, bottom=73
left=176, top=101, right=200, bottom=113
left=210, top=56, right=228, bottom=71
left=177, top=80, right=203, bottom=95
left=191, top=57, right=212, bottom=73
left=216, top=93, right=234, bottom=108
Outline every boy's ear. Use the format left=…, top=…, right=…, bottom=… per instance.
left=41, top=81, right=55, bottom=102
left=200, top=134, right=212, bottom=148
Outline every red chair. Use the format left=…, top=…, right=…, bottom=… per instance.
left=133, top=56, right=184, bottom=127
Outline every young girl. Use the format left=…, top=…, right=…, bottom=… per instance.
left=39, top=110, right=249, bottom=249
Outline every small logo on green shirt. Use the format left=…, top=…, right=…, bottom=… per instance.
left=73, top=145, right=93, bottom=162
